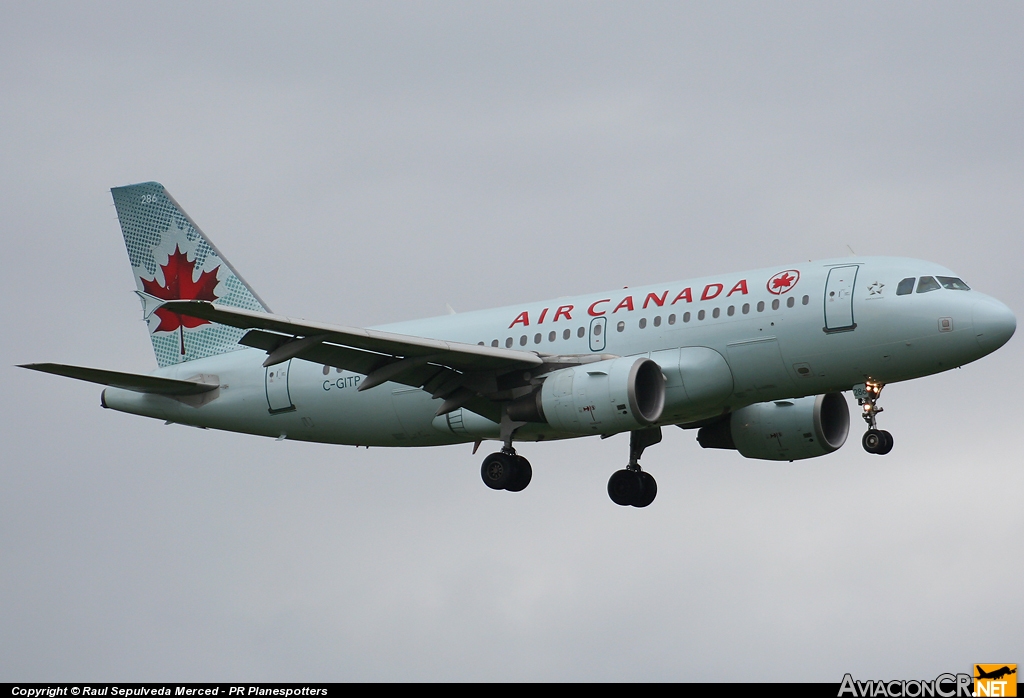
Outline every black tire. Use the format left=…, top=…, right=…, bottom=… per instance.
left=481, top=452, right=516, bottom=490
left=877, top=430, right=894, bottom=455
left=862, top=429, right=884, bottom=454
left=633, top=472, right=657, bottom=508
left=505, top=456, right=533, bottom=492
left=608, top=469, right=642, bottom=506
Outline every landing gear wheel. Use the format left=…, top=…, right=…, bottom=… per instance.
left=481, top=452, right=516, bottom=490
left=877, top=430, right=894, bottom=455
left=862, top=429, right=894, bottom=455
left=862, top=429, right=883, bottom=454
left=608, top=469, right=642, bottom=506
left=633, top=472, right=657, bottom=508
left=505, top=456, right=533, bottom=492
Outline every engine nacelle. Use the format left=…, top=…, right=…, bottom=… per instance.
left=697, top=393, right=850, bottom=461
left=516, top=356, right=665, bottom=435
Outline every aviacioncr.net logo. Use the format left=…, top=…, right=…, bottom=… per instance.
left=839, top=673, right=973, bottom=698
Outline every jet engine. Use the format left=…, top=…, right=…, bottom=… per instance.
left=697, top=393, right=850, bottom=461
left=508, top=356, right=665, bottom=435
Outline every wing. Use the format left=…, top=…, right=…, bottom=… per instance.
left=161, top=300, right=545, bottom=417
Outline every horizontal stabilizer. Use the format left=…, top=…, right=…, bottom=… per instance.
left=19, top=363, right=218, bottom=395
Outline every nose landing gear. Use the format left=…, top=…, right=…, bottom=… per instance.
left=856, top=381, right=893, bottom=455
left=608, top=428, right=661, bottom=507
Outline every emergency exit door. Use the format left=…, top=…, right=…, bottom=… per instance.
left=823, top=265, right=858, bottom=333
left=265, top=359, right=295, bottom=413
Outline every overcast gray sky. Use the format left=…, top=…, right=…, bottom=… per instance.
left=2, top=1, right=1022, bottom=681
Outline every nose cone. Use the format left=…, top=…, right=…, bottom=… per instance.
left=973, top=297, right=1016, bottom=352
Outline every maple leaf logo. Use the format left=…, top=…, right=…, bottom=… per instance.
left=766, top=269, right=800, bottom=295
left=140, top=245, right=220, bottom=353
left=773, top=273, right=794, bottom=289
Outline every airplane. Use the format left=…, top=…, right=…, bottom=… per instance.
left=974, top=663, right=1015, bottom=679
left=975, top=666, right=1016, bottom=681
left=20, top=182, right=1017, bottom=508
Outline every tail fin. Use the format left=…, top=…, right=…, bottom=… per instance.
left=111, top=182, right=270, bottom=367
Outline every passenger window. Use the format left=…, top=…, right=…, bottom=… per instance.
left=742, top=303, right=749, bottom=314
left=322, top=365, right=330, bottom=376
left=772, top=299, right=780, bottom=310
left=937, top=276, right=971, bottom=291
left=491, top=340, right=499, bottom=347
left=697, top=310, right=705, bottom=321
left=616, top=321, right=625, bottom=332
left=520, top=335, right=527, bottom=346
left=917, top=276, right=941, bottom=293
left=727, top=305, right=735, bottom=316
left=668, top=314, right=676, bottom=325
left=896, top=277, right=915, bottom=295
left=757, top=301, right=765, bottom=312
left=653, top=316, right=661, bottom=327
left=534, top=333, right=542, bottom=344
left=563, top=329, right=571, bottom=340
left=577, top=327, right=585, bottom=338
left=639, top=318, right=647, bottom=329
left=787, top=296, right=794, bottom=308
left=549, top=331, right=556, bottom=342
left=712, top=307, right=720, bottom=318
left=683, top=312, right=691, bottom=323
left=505, top=337, right=513, bottom=348
left=802, top=295, right=809, bottom=305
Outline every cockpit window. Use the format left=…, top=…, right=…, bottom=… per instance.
left=937, top=276, right=970, bottom=291
left=896, top=277, right=915, bottom=295
left=916, top=276, right=941, bottom=293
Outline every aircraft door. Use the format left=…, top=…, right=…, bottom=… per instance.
left=265, top=360, right=295, bottom=413
left=823, top=265, right=859, bottom=332
left=589, top=316, right=607, bottom=352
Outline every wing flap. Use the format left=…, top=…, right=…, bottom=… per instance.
left=240, top=330, right=387, bottom=375
left=239, top=330, right=457, bottom=390
left=19, top=363, right=218, bottom=395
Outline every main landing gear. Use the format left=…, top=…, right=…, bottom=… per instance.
left=608, top=428, right=662, bottom=508
left=857, top=381, right=894, bottom=455
left=481, top=413, right=533, bottom=492
left=480, top=448, right=533, bottom=492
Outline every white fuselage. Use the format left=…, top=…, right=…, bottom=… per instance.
left=101, top=257, right=1015, bottom=447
